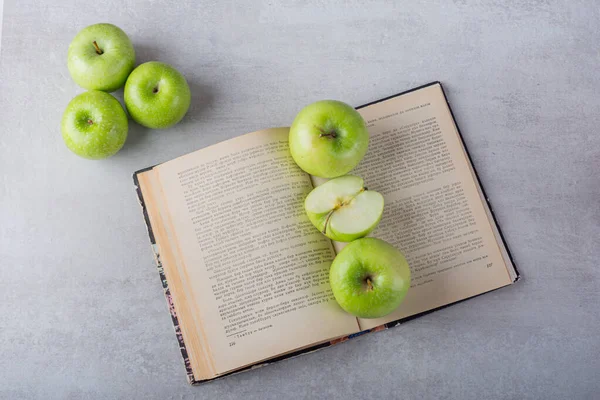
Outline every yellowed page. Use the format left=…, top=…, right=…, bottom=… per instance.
left=154, top=128, right=359, bottom=374
left=343, top=83, right=514, bottom=330
left=137, top=171, right=217, bottom=379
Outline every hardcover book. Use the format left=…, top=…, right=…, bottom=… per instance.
left=133, top=82, right=519, bottom=384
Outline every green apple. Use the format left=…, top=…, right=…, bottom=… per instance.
left=67, top=23, right=135, bottom=92
left=330, top=238, right=411, bottom=318
left=289, top=100, right=369, bottom=178
left=124, top=62, right=191, bottom=129
left=305, top=175, right=383, bottom=242
left=61, top=91, right=128, bottom=159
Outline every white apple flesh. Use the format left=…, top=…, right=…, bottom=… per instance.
left=304, top=175, right=384, bottom=242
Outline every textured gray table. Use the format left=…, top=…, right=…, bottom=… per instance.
left=1, top=1, right=599, bottom=399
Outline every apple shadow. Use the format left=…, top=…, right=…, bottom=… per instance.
left=179, top=80, right=215, bottom=126
left=128, top=42, right=214, bottom=127
left=118, top=119, right=152, bottom=156
left=109, top=65, right=214, bottom=157
left=133, top=43, right=167, bottom=65
left=106, top=89, right=152, bottom=157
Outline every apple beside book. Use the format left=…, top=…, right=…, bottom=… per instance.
left=61, top=91, right=128, bottom=159
left=67, top=23, right=135, bottom=92
left=124, top=62, right=191, bottom=129
left=61, top=23, right=190, bottom=159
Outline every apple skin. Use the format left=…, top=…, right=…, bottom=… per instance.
left=289, top=100, right=369, bottom=178
left=305, top=175, right=384, bottom=242
left=330, top=238, right=410, bottom=318
left=67, top=23, right=135, bottom=92
left=61, top=91, right=128, bottom=159
left=124, top=62, right=191, bottom=129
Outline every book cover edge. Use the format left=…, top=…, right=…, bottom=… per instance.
left=133, top=169, right=198, bottom=385
left=357, top=81, right=519, bottom=282
left=435, top=82, right=520, bottom=281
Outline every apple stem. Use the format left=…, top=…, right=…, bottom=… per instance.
left=366, top=278, right=374, bottom=291
left=92, top=41, right=103, bottom=55
left=319, top=132, right=337, bottom=138
left=315, top=126, right=337, bottom=139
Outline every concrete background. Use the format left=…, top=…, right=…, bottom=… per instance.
left=0, top=0, right=3, bottom=52
left=1, top=1, right=598, bottom=399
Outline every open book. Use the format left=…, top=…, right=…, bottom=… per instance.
left=133, top=82, right=519, bottom=384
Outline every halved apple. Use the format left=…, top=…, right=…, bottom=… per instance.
left=305, top=175, right=384, bottom=242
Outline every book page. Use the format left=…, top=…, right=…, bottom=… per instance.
left=154, top=128, right=359, bottom=375
left=137, top=170, right=217, bottom=379
left=344, top=83, right=514, bottom=330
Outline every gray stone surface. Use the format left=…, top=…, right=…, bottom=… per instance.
left=0, top=1, right=3, bottom=52
left=1, top=0, right=599, bottom=399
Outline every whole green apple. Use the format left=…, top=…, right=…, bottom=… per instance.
left=289, top=100, right=369, bottom=178
left=124, top=62, right=191, bottom=129
left=330, top=238, right=410, bottom=318
left=67, top=23, right=135, bottom=92
left=61, top=91, right=128, bottom=159
left=305, top=175, right=384, bottom=242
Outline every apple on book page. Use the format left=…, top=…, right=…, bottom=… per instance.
left=133, top=81, right=518, bottom=384
left=346, top=82, right=517, bottom=329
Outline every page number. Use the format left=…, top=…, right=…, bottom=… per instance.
left=486, top=263, right=493, bottom=268
left=229, top=341, right=236, bottom=347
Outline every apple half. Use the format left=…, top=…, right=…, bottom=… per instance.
left=305, top=175, right=384, bottom=242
